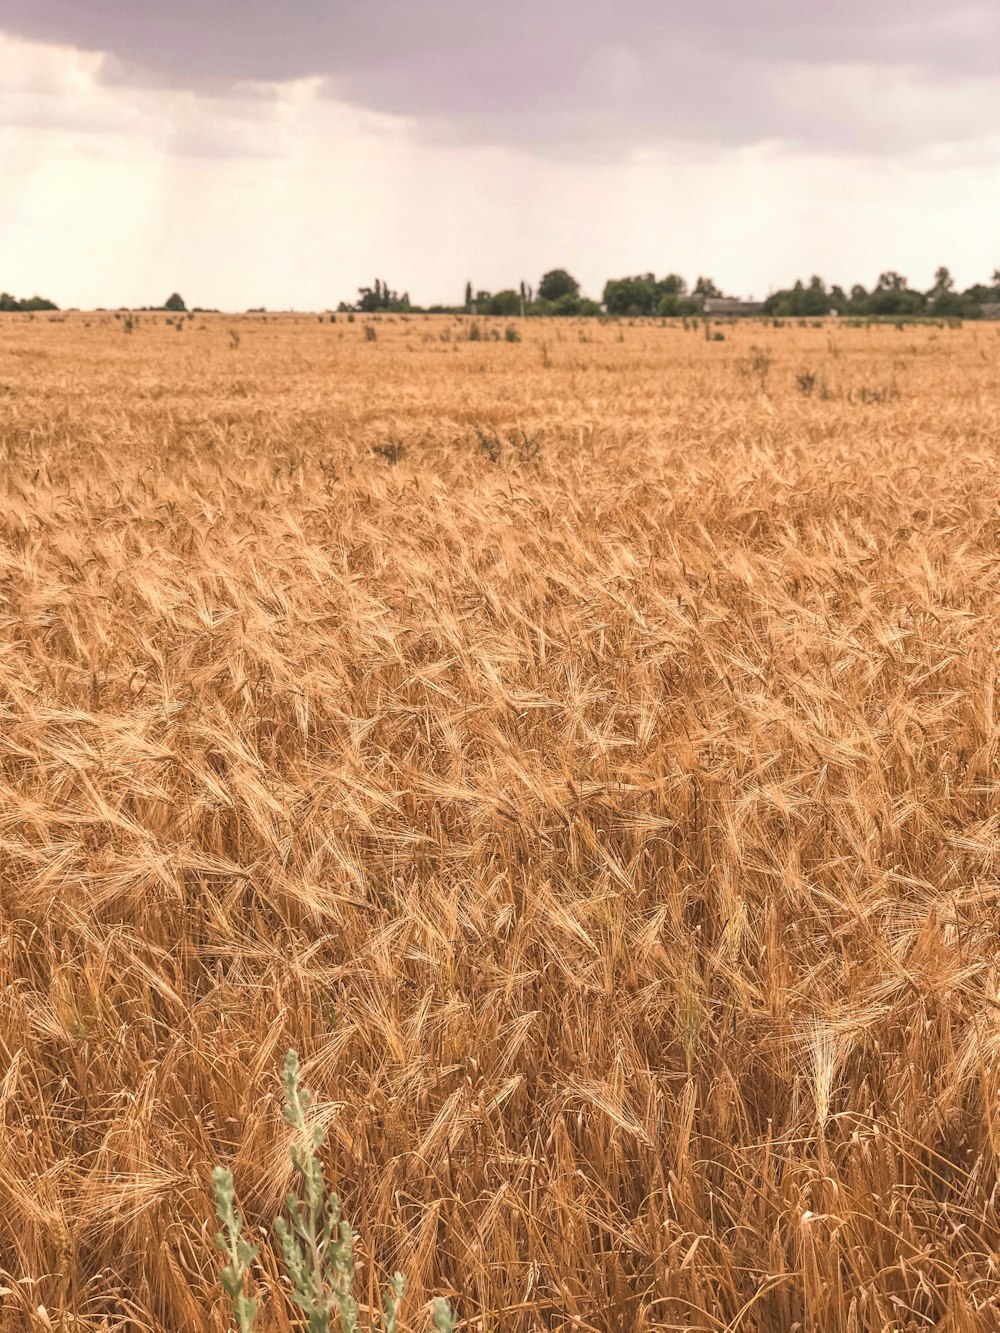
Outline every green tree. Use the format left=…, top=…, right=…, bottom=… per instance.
left=0, top=292, right=58, bottom=311
left=877, top=271, right=906, bottom=291
left=603, top=272, right=691, bottom=317
left=537, top=269, right=579, bottom=302
left=963, top=279, right=997, bottom=312
left=486, top=290, right=522, bottom=317
left=550, top=292, right=581, bottom=316
left=927, top=266, right=970, bottom=316
left=762, top=276, right=839, bottom=318
left=164, top=292, right=187, bottom=312
left=693, top=275, right=723, bottom=298
left=356, top=280, right=410, bottom=313
left=848, top=284, right=870, bottom=313
left=869, top=272, right=924, bottom=316
left=603, top=275, right=658, bottom=316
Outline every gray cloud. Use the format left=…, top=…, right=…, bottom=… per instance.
left=2, top=1, right=998, bottom=156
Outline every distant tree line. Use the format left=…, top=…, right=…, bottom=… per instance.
left=599, top=267, right=1000, bottom=318
left=338, top=265, right=1000, bottom=319
left=339, top=271, right=602, bottom=317
left=760, top=268, right=1000, bottom=318
left=0, top=292, right=59, bottom=311
left=7, top=267, right=1000, bottom=321
left=0, top=292, right=211, bottom=315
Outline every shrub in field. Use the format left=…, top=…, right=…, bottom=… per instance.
left=213, top=1171, right=258, bottom=1333
left=214, top=1053, right=455, bottom=1333
left=474, top=426, right=502, bottom=463
left=371, top=441, right=405, bottom=465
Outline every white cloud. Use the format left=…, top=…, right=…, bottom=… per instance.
left=3, top=1, right=1000, bottom=156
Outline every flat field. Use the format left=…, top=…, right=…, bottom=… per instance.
left=2, top=312, right=1000, bottom=1331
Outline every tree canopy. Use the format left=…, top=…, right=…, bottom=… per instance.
left=537, top=269, right=580, bottom=303
left=0, top=292, right=59, bottom=312
left=603, top=273, right=693, bottom=317
left=341, top=279, right=411, bottom=313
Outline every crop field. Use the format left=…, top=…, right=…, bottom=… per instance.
left=2, top=312, right=1000, bottom=1332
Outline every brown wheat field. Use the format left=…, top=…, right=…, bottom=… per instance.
left=2, top=311, right=1000, bottom=1332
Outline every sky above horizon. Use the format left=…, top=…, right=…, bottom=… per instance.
left=2, top=2, right=999, bottom=310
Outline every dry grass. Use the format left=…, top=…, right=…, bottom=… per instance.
left=2, top=310, right=1000, bottom=1331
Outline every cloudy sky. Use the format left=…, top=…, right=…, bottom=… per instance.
left=2, top=2, right=999, bottom=310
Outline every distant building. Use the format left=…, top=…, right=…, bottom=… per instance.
left=981, top=302, right=1000, bottom=320
left=700, top=297, right=766, bottom=317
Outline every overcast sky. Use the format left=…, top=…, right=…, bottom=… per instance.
left=2, top=2, right=999, bottom=309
